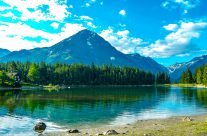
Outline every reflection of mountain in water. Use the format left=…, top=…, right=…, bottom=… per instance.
left=0, top=87, right=170, bottom=127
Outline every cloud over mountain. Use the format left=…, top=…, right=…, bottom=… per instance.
left=140, top=21, right=207, bottom=58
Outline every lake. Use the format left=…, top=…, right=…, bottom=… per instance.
left=1, top=86, right=207, bottom=135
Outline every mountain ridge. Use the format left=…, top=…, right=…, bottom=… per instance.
left=169, top=54, right=207, bottom=81
left=0, top=29, right=167, bottom=73
left=0, top=48, right=10, bottom=58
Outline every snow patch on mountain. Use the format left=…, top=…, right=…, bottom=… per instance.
left=169, top=54, right=207, bottom=81
left=168, top=63, right=185, bottom=73
left=110, top=57, right=116, bottom=61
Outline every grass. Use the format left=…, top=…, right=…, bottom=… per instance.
left=107, top=121, right=207, bottom=136
left=160, top=83, right=207, bottom=88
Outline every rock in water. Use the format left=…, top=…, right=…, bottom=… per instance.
left=67, top=129, right=80, bottom=133
left=104, top=130, right=119, bottom=135
left=34, top=122, right=46, bottom=133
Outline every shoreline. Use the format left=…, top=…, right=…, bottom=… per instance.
left=0, top=84, right=207, bottom=91
left=0, top=84, right=160, bottom=90
left=46, top=114, right=207, bottom=136
left=167, top=84, right=207, bottom=89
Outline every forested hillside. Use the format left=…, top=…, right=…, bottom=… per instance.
left=0, top=62, right=170, bottom=87
left=180, top=64, right=207, bottom=86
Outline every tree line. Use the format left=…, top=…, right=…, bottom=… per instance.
left=180, top=64, right=207, bottom=85
left=0, top=62, right=170, bottom=86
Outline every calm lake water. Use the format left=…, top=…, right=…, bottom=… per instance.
left=1, top=86, right=207, bottom=135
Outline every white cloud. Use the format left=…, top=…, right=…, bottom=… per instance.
left=163, top=24, right=178, bottom=31
left=50, top=22, right=59, bottom=29
left=0, top=21, right=55, bottom=39
left=184, top=9, right=188, bottom=14
left=56, top=23, right=85, bottom=43
left=0, top=12, right=17, bottom=20
left=87, top=22, right=96, bottom=28
left=0, top=0, right=95, bottom=51
left=100, top=27, right=144, bottom=54
left=162, top=0, right=200, bottom=14
left=0, top=22, right=54, bottom=50
left=119, top=23, right=126, bottom=28
left=176, top=53, right=190, bottom=57
left=0, top=21, right=85, bottom=51
left=84, top=0, right=97, bottom=7
left=119, top=10, right=126, bottom=16
left=162, top=1, right=169, bottom=7
left=117, top=30, right=129, bottom=37
left=80, top=16, right=93, bottom=21
left=174, top=0, right=200, bottom=8
left=0, top=6, right=12, bottom=11
left=140, top=21, right=207, bottom=58
left=1, top=0, right=71, bottom=22
left=86, top=3, right=90, bottom=7
left=69, top=5, right=73, bottom=8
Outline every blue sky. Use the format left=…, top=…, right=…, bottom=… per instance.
left=0, top=0, right=207, bottom=66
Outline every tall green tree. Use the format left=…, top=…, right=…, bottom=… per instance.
left=186, top=68, right=194, bottom=83
left=195, top=68, right=202, bottom=84
left=156, top=72, right=170, bottom=84
left=203, top=66, right=207, bottom=86
left=180, top=71, right=187, bottom=83
left=27, top=63, right=40, bottom=84
left=180, top=68, right=193, bottom=84
left=0, top=70, right=7, bottom=85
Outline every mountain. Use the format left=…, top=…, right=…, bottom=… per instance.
left=126, top=53, right=167, bottom=72
left=169, top=55, right=207, bottom=81
left=0, top=48, right=10, bottom=58
left=0, top=29, right=167, bottom=73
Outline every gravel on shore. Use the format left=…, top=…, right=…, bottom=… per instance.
left=45, top=115, right=207, bottom=136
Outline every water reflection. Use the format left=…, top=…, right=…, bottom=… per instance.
left=0, top=86, right=207, bottom=135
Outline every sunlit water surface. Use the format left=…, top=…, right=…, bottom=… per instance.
left=1, top=86, right=207, bottom=135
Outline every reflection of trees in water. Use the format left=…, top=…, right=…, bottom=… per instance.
left=0, top=87, right=170, bottom=111
left=181, top=88, right=207, bottom=107
left=0, top=90, right=21, bottom=113
left=196, top=90, right=207, bottom=106
left=0, top=87, right=170, bottom=125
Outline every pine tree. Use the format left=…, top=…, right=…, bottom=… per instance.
left=186, top=68, right=193, bottom=83
left=203, top=66, right=207, bottom=86
left=180, top=71, right=187, bottom=83
left=195, top=68, right=202, bottom=84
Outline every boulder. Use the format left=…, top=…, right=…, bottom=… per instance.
left=182, top=117, right=193, bottom=122
left=67, top=129, right=80, bottom=133
left=104, top=130, right=119, bottom=135
left=34, top=122, right=46, bottom=133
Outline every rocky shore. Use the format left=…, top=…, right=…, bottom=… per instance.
left=44, top=115, right=207, bottom=136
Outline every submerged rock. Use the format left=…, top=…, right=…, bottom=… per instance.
left=34, top=122, right=46, bottom=133
left=104, top=130, right=119, bottom=135
left=67, top=129, right=80, bottom=133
